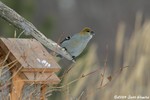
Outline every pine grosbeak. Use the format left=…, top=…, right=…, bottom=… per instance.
left=58, top=27, right=94, bottom=60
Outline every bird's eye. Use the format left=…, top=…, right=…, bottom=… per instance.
left=86, top=30, right=90, bottom=32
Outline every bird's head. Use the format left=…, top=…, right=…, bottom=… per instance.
left=80, top=27, right=95, bottom=36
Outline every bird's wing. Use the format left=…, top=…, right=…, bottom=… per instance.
left=60, top=36, right=71, bottom=44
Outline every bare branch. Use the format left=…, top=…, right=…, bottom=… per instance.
left=0, top=1, right=73, bottom=61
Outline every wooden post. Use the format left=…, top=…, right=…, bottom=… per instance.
left=10, top=70, right=24, bottom=100
left=41, top=85, right=47, bottom=100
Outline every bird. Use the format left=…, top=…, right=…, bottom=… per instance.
left=58, top=27, right=95, bottom=60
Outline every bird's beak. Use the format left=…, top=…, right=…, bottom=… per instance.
left=91, top=31, right=95, bottom=35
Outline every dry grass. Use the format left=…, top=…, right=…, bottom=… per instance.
left=48, top=12, right=150, bottom=100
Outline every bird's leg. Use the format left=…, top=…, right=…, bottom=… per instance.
left=72, top=56, right=76, bottom=61
left=63, top=47, right=67, bottom=51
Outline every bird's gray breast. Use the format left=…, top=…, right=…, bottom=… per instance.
left=61, top=34, right=92, bottom=57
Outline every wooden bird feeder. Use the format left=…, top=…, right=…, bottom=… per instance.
left=0, top=38, right=61, bottom=99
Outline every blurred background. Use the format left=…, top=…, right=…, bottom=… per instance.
left=0, top=0, right=150, bottom=100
